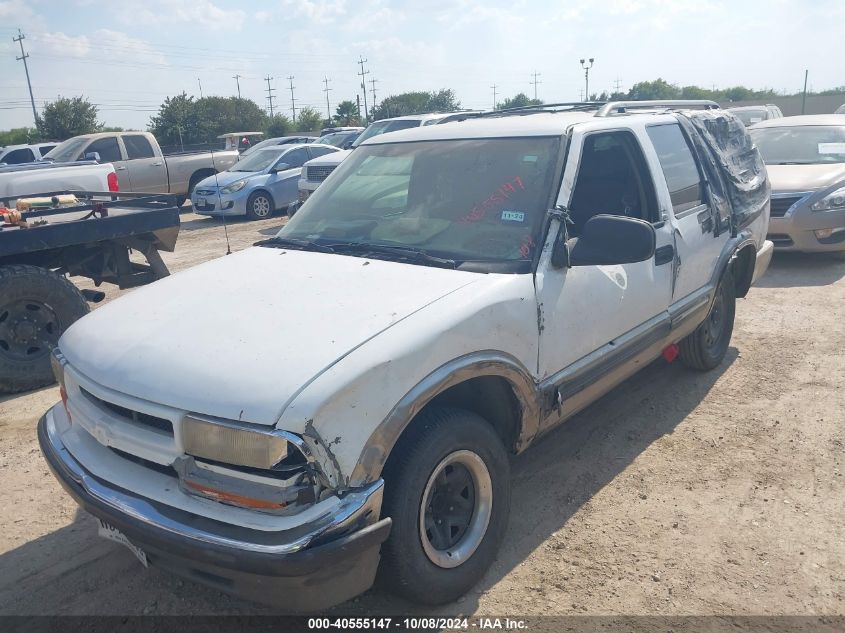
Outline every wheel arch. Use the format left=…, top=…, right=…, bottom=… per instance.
left=348, top=352, right=541, bottom=488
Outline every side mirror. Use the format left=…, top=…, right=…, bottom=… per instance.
left=83, top=152, right=101, bottom=163
left=568, top=215, right=656, bottom=267
left=271, top=163, right=290, bottom=173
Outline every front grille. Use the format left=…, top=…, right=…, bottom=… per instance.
left=195, top=189, right=216, bottom=196
left=109, top=447, right=176, bottom=476
left=306, top=165, right=336, bottom=183
left=80, top=387, right=173, bottom=435
left=767, top=233, right=794, bottom=247
left=770, top=196, right=802, bottom=218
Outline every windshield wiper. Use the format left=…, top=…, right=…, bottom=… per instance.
left=254, top=236, right=336, bottom=253
left=328, top=242, right=457, bottom=269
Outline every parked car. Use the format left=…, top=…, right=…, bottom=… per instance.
left=191, top=143, right=339, bottom=219
left=0, top=142, right=58, bottom=165
left=835, top=104, right=845, bottom=115
left=44, top=132, right=238, bottom=203
left=314, top=130, right=362, bottom=149
left=319, top=125, right=364, bottom=136
left=239, top=136, right=317, bottom=158
left=727, top=104, right=783, bottom=126
left=39, top=101, right=771, bottom=611
left=748, top=115, right=845, bottom=258
left=294, top=113, right=458, bottom=213
left=0, top=159, right=118, bottom=203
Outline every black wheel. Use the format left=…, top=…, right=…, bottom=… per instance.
left=246, top=191, right=274, bottom=220
left=0, top=265, right=89, bottom=394
left=379, top=407, right=511, bottom=604
left=679, top=267, right=736, bottom=371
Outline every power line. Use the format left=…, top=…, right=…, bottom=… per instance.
left=13, top=29, right=38, bottom=125
left=233, top=74, right=242, bottom=99
left=369, top=77, right=379, bottom=111
left=357, top=56, right=370, bottom=121
left=530, top=71, right=541, bottom=100
left=322, top=76, right=332, bottom=121
left=287, top=75, right=297, bottom=123
left=264, top=76, right=276, bottom=117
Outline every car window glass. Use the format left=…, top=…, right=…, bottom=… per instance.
left=279, top=148, right=309, bottom=168
left=749, top=126, right=845, bottom=164
left=87, top=137, right=122, bottom=163
left=309, top=146, right=338, bottom=159
left=123, top=135, right=155, bottom=159
left=2, top=148, right=35, bottom=164
left=646, top=124, right=704, bottom=214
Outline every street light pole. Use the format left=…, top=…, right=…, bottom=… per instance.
left=580, top=57, right=594, bottom=102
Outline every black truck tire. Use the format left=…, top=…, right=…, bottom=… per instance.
left=678, top=267, right=736, bottom=371
left=0, top=265, right=90, bottom=394
left=379, top=407, right=511, bottom=604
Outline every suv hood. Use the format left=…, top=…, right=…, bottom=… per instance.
left=59, top=247, right=480, bottom=426
left=766, top=163, right=845, bottom=193
left=304, top=149, right=350, bottom=169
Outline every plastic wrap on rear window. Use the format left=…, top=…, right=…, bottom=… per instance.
left=677, top=110, right=770, bottom=231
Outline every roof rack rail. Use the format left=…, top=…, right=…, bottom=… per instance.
left=441, top=102, right=607, bottom=123
left=595, top=100, right=720, bottom=117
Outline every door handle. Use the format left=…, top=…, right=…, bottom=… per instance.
left=654, top=244, right=674, bottom=265
left=115, top=166, right=127, bottom=171
left=152, top=162, right=163, bottom=166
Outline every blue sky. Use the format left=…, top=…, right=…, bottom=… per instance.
left=1, top=0, right=843, bottom=130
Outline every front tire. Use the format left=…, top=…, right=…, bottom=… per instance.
left=679, top=267, right=736, bottom=371
left=246, top=191, right=274, bottom=220
left=0, top=265, right=90, bottom=393
left=379, top=407, right=511, bottom=604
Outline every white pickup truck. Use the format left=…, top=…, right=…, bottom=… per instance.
left=39, top=101, right=772, bottom=611
left=0, top=159, right=118, bottom=202
left=44, top=132, right=238, bottom=202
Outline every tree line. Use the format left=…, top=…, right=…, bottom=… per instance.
left=3, top=80, right=844, bottom=146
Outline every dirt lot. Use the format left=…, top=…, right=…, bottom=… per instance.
left=1, top=211, right=843, bottom=618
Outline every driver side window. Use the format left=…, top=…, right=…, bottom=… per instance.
left=567, top=131, right=658, bottom=237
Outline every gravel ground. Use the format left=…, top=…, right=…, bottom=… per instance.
left=0, top=211, right=843, bottom=619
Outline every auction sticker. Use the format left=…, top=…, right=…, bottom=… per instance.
left=501, top=210, right=526, bottom=223
left=819, top=143, right=845, bottom=154
left=98, top=519, right=148, bottom=567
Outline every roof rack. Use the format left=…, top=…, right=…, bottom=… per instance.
left=439, top=102, right=607, bottom=123
left=595, top=100, right=720, bottom=117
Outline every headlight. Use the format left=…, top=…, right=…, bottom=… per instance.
left=220, top=179, right=248, bottom=194
left=181, top=416, right=290, bottom=469
left=810, top=185, right=845, bottom=212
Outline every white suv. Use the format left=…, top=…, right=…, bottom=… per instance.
left=40, top=101, right=772, bottom=611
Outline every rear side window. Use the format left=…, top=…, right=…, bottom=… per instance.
left=38, top=145, right=56, bottom=155
left=309, top=146, right=337, bottom=159
left=646, top=124, right=704, bottom=214
left=1, top=148, right=35, bottom=164
left=123, top=135, right=155, bottom=159
left=86, top=137, right=122, bottom=163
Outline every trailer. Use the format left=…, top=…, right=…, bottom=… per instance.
left=0, top=190, right=181, bottom=393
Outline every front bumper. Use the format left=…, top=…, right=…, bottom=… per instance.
left=752, top=239, right=774, bottom=285
left=191, top=191, right=248, bottom=216
left=38, top=409, right=391, bottom=611
left=767, top=205, right=845, bottom=253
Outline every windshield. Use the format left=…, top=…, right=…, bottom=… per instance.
left=231, top=147, right=285, bottom=172
left=352, top=119, right=423, bottom=148
left=277, top=137, right=560, bottom=268
left=732, top=109, right=768, bottom=126
left=44, top=137, right=88, bottom=162
left=750, top=126, right=845, bottom=164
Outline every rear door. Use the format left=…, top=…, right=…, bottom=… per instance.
left=83, top=136, right=130, bottom=190
left=122, top=134, right=167, bottom=193
left=645, top=122, right=724, bottom=301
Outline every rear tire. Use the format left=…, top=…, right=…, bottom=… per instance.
left=679, top=267, right=736, bottom=371
left=0, top=265, right=89, bottom=393
left=246, top=192, right=274, bottom=220
left=379, top=407, right=511, bottom=605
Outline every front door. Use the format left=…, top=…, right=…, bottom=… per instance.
left=122, top=135, right=167, bottom=193
left=268, top=147, right=310, bottom=207
left=82, top=136, right=130, bottom=191
left=536, top=128, right=674, bottom=425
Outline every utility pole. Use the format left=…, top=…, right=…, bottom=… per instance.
left=613, top=78, right=623, bottom=94
left=197, top=78, right=203, bottom=98
left=491, top=84, right=497, bottom=109
left=13, top=29, right=38, bottom=125
left=530, top=71, right=541, bottom=100
left=356, top=94, right=361, bottom=119
left=357, top=56, right=370, bottom=122
left=801, top=69, right=809, bottom=115
left=287, top=75, right=296, bottom=123
left=264, top=76, right=276, bottom=117
left=580, top=57, right=594, bottom=101
left=369, top=77, right=379, bottom=112
left=232, top=74, right=241, bottom=99
left=322, top=76, right=332, bottom=121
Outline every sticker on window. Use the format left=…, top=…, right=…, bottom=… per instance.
left=749, top=117, right=762, bottom=123
left=501, top=210, right=526, bottom=224
left=818, top=143, right=845, bottom=154
left=521, top=155, right=538, bottom=163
